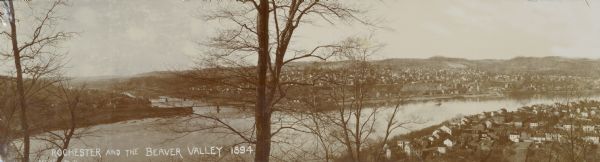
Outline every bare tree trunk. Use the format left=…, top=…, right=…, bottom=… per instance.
left=255, top=0, right=271, bottom=161
left=7, top=1, right=30, bottom=161
left=56, top=128, right=75, bottom=162
left=56, top=104, right=77, bottom=162
left=375, top=103, right=401, bottom=162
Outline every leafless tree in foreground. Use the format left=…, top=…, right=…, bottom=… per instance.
left=268, top=40, right=419, bottom=162
left=30, top=82, right=96, bottom=162
left=1, top=0, right=72, bottom=161
left=182, top=0, right=373, bottom=161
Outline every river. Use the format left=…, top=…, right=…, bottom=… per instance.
left=14, top=94, right=600, bottom=162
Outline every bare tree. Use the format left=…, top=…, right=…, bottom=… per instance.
left=1, top=0, right=71, bottom=161
left=322, top=44, right=380, bottom=162
left=275, top=40, right=395, bottom=162
left=187, top=0, right=371, bottom=161
left=373, top=100, right=413, bottom=162
left=34, top=82, right=92, bottom=162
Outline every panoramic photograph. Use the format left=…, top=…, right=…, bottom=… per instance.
left=1, top=0, right=600, bottom=161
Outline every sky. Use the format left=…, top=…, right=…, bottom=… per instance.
left=1, top=0, right=599, bottom=77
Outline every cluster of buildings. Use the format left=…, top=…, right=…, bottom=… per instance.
left=393, top=100, right=600, bottom=160
left=281, top=66, right=600, bottom=99
left=153, top=64, right=600, bottom=113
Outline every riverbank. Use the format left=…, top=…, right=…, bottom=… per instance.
left=12, top=107, right=193, bottom=139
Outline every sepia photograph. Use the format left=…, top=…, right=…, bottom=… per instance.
left=1, top=0, right=600, bottom=161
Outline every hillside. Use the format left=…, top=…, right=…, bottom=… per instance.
left=374, top=56, right=600, bottom=76
left=286, top=56, right=600, bottom=76
left=74, top=56, right=600, bottom=94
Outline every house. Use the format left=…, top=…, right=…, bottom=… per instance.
left=583, top=125, right=595, bottom=132
left=531, top=133, right=545, bottom=143
left=460, top=117, right=470, bottom=125
left=514, top=121, right=523, bottom=128
left=545, top=133, right=562, bottom=142
left=432, top=130, right=441, bottom=139
left=440, top=125, right=452, bottom=135
left=582, top=112, right=589, bottom=118
left=563, top=124, right=574, bottom=131
left=443, top=139, right=454, bottom=147
left=397, top=141, right=412, bottom=155
left=484, top=121, right=493, bottom=129
left=428, top=136, right=435, bottom=142
left=529, top=122, right=539, bottom=129
left=437, top=147, right=446, bottom=154
left=584, top=136, right=600, bottom=144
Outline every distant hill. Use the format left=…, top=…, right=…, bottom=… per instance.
left=69, top=75, right=132, bottom=89
left=73, top=56, right=600, bottom=91
left=474, top=56, right=600, bottom=76
left=288, top=56, right=600, bottom=76
left=372, top=56, right=600, bottom=76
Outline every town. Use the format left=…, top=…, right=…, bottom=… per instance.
left=119, top=57, right=600, bottom=112
left=389, top=100, right=600, bottom=161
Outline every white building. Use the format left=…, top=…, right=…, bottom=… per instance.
left=531, top=136, right=544, bottom=143
left=483, top=121, right=492, bottom=129
left=437, top=147, right=446, bottom=154
left=432, top=130, right=441, bottom=139
left=582, top=112, right=589, bottom=118
left=443, top=139, right=454, bottom=147
left=509, top=134, right=520, bottom=143
left=514, top=121, right=523, bottom=128
left=545, top=133, right=562, bottom=142
left=584, top=136, right=600, bottom=144
left=529, top=122, right=539, bottom=129
left=583, top=125, right=595, bottom=132
left=397, top=141, right=412, bottom=155
left=440, top=125, right=452, bottom=135
left=460, top=117, right=470, bottom=125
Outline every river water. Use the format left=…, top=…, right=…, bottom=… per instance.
left=15, top=95, right=600, bottom=162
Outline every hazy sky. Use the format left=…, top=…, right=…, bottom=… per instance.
left=1, top=0, right=599, bottom=76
